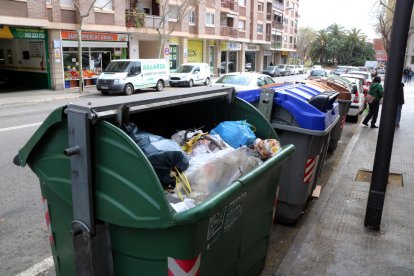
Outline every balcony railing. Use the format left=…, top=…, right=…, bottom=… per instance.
left=143, top=15, right=162, bottom=28
left=221, top=0, right=239, bottom=11
left=266, top=34, right=271, bottom=41
left=272, top=2, right=284, bottom=10
left=272, top=42, right=282, bottom=48
left=220, top=26, right=238, bottom=38
left=272, top=21, right=283, bottom=30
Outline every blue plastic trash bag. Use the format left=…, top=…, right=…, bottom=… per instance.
left=210, top=120, right=256, bottom=148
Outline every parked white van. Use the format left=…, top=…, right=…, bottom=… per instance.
left=169, top=63, right=211, bottom=87
left=96, top=59, right=169, bottom=95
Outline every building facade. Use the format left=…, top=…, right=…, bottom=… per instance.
left=0, top=0, right=298, bottom=91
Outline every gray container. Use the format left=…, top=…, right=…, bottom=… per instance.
left=328, top=99, right=352, bottom=152
left=274, top=116, right=338, bottom=224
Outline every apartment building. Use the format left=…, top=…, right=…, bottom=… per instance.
left=0, top=0, right=298, bottom=91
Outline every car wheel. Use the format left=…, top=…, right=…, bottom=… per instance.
left=188, top=79, right=194, bottom=87
left=155, top=80, right=164, bottom=91
left=101, top=90, right=108, bottom=95
left=124, top=84, right=134, bottom=95
left=204, top=77, right=210, bottom=86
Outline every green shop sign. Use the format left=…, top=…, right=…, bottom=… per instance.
left=10, top=27, right=46, bottom=39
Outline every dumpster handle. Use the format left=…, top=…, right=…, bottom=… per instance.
left=63, top=146, right=80, bottom=157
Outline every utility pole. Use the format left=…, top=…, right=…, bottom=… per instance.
left=364, top=0, right=414, bottom=230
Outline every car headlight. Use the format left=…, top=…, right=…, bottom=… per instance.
left=113, top=79, right=119, bottom=84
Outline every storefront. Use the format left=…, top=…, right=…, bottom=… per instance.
left=0, top=26, right=50, bottom=90
left=168, top=38, right=180, bottom=71
left=263, top=50, right=272, bottom=68
left=245, top=44, right=259, bottom=72
left=60, top=30, right=128, bottom=89
left=220, top=42, right=241, bottom=73
left=187, top=40, right=203, bottom=63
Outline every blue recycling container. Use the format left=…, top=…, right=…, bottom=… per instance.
left=238, top=83, right=339, bottom=224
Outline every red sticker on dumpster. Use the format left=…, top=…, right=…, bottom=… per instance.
left=168, top=254, right=200, bottom=276
left=303, top=157, right=316, bottom=184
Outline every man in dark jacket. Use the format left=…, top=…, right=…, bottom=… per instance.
left=396, top=83, right=405, bottom=127
left=362, top=76, right=384, bottom=128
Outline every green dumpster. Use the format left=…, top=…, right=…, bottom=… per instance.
left=14, top=87, right=294, bottom=275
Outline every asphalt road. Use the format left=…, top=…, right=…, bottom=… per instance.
left=0, top=72, right=360, bottom=276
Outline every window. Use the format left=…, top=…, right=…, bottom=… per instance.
left=257, top=24, right=263, bottom=34
left=94, top=0, right=112, bottom=10
left=169, top=6, right=179, bottom=21
left=258, top=3, right=263, bottom=12
left=289, top=36, right=293, bottom=43
left=411, top=56, right=414, bottom=64
left=46, top=0, right=51, bottom=4
left=238, top=0, right=246, bottom=6
left=206, top=13, right=215, bottom=26
left=189, top=10, right=195, bottom=25
left=238, top=20, right=245, bottom=31
left=209, top=46, right=214, bottom=68
left=60, top=0, right=74, bottom=6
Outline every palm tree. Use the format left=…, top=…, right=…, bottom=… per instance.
left=345, top=28, right=365, bottom=65
left=326, top=24, right=346, bottom=64
left=309, top=30, right=329, bottom=64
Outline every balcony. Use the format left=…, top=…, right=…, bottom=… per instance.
left=125, top=9, right=146, bottom=28
left=143, top=15, right=162, bottom=28
left=221, top=0, right=239, bottom=11
left=272, top=21, right=283, bottom=30
left=220, top=26, right=238, bottom=38
left=272, top=1, right=284, bottom=10
left=266, top=34, right=271, bottom=41
left=272, top=42, right=282, bottom=49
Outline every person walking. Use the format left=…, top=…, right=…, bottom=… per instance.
left=396, top=82, right=405, bottom=128
left=362, top=75, right=384, bottom=128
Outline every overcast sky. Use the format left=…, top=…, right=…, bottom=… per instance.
left=298, top=0, right=380, bottom=39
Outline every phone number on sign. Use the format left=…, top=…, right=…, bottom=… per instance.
left=22, top=33, right=46, bottom=39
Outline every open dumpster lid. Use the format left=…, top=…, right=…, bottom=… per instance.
left=15, top=86, right=235, bottom=166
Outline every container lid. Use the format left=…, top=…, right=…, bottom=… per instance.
left=237, top=83, right=340, bottom=131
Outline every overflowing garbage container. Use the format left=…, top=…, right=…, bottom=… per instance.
left=238, top=83, right=339, bottom=224
left=13, top=87, right=294, bottom=275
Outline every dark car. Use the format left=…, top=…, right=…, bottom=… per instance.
left=261, top=66, right=281, bottom=77
left=0, top=71, right=8, bottom=86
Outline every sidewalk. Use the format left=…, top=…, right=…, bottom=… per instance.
left=273, top=86, right=414, bottom=275
left=0, top=87, right=99, bottom=106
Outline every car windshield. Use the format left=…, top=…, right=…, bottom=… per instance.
left=216, top=75, right=252, bottom=86
left=104, top=61, right=130, bottom=73
left=175, top=65, right=194, bottom=73
left=277, top=65, right=286, bottom=69
left=264, top=66, right=275, bottom=70
left=336, top=66, right=347, bottom=71
left=310, top=70, right=325, bottom=76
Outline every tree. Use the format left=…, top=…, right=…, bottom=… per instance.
left=374, top=0, right=394, bottom=55
left=309, top=30, right=329, bottom=64
left=73, top=0, right=112, bottom=94
left=155, top=0, right=202, bottom=58
left=326, top=24, right=346, bottom=64
left=297, top=27, right=316, bottom=64
left=345, top=28, right=365, bottom=65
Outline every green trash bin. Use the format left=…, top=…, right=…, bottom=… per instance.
left=14, top=87, right=294, bottom=275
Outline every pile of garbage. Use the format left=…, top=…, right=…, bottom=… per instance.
left=123, top=120, right=281, bottom=213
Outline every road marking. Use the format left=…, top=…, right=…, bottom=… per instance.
left=16, top=256, right=54, bottom=276
left=0, top=122, right=42, bottom=133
